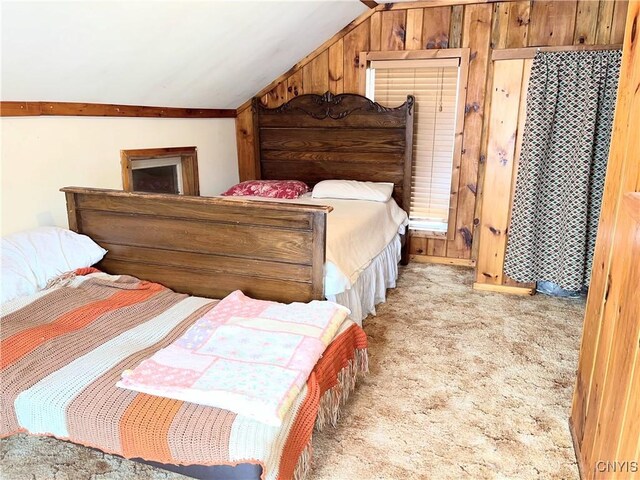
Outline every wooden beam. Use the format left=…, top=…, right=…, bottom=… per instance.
left=0, top=101, right=236, bottom=118
left=492, top=43, right=622, bottom=61
left=472, top=282, right=535, bottom=295
left=361, top=0, right=378, bottom=8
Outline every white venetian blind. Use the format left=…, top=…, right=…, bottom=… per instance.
left=367, top=58, right=460, bottom=232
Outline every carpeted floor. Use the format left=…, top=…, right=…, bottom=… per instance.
left=1, top=264, right=585, bottom=479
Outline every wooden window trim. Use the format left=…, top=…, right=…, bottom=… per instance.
left=359, top=48, right=470, bottom=240
left=120, top=146, right=200, bottom=196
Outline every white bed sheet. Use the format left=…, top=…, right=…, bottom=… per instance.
left=326, top=233, right=402, bottom=325
left=220, top=195, right=408, bottom=296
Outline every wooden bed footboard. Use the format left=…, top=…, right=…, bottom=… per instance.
left=61, top=187, right=331, bottom=303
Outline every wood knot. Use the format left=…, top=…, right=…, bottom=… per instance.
left=459, top=227, right=473, bottom=248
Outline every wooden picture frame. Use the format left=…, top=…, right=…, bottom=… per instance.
left=120, top=146, right=200, bottom=196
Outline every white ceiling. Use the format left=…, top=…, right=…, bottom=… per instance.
left=1, top=1, right=367, bottom=109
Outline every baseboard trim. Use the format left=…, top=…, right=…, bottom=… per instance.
left=569, top=417, right=586, bottom=479
left=472, top=282, right=535, bottom=295
left=410, top=255, right=475, bottom=267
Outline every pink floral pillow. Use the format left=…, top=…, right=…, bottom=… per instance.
left=221, top=180, right=309, bottom=199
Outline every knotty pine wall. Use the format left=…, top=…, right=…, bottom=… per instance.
left=570, top=2, right=639, bottom=475
left=235, top=0, right=628, bottom=265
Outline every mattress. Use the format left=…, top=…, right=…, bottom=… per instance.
left=1, top=270, right=368, bottom=480
left=220, top=195, right=408, bottom=296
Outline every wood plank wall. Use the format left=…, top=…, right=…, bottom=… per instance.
left=570, top=1, right=640, bottom=476
left=235, top=0, right=628, bottom=265
left=474, top=57, right=534, bottom=293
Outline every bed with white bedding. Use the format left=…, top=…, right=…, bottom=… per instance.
left=225, top=194, right=409, bottom=323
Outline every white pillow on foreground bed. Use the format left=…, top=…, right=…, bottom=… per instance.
left=1, top=226, right=107, bottom=303
left=311, top=180, right=394, bottom=202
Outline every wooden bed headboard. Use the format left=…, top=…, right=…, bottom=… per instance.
left=62, top=187, right=331, bottom=303
left=253, top=92, right=415, bottom=212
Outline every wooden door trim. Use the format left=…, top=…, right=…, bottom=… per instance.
left=491, top=43, right=622, bottom=61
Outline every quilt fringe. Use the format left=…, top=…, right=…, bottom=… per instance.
left=316, top=348, right=369, bottom=432
left=46, top=271, right=78, bottom=289
left=292, top=347, right=369, bottom=480
left=293, top=442, right=313, bottom=480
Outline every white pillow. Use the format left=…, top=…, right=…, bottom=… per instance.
left=311, top=180, right=394, bottom=202
left=1, top=226, right=107, bottom=303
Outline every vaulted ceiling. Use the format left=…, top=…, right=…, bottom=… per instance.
left=1, top=1, right=367, bottom=109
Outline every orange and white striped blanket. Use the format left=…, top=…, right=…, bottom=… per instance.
left=1, top=270, right=368, bottom=480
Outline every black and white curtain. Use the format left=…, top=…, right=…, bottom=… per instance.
left=504, top=50, right=622, bottom=292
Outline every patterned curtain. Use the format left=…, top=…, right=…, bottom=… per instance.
left=504, top=50, right=622, bottom=291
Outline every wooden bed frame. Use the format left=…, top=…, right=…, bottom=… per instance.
left=252, top=91, right=414, bottom=211
left=62, top=93, right=414, bottom=304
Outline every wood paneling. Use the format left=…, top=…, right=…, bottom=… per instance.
left=261, top=82, right=287, bottom=108
left=491, top=2, right=512, bottom=49
left=287, top=69, right=304, bottom=99
left=62, top=187, right=331, bottom=303
left=449, top=5, right=464, bottom=47
left=595, top=0, right=617, bottom=44
left=380, top=10, right=407, bottom=51
left=474, top=59, right=525, bottom=285
left=235, top=107, right=259, bottom=181
left=528, top=0, right=578, bottom=46
left=574, top=0, right=600, bottom=45
left=234, top=0, right=627, bottom=263
left=405, top=9, right=425, bottom=50
left=328, top=40, right=345, bottom=94
left=370, top=11, right=382, bottom=51
left=506, top=1, right=531, bottom=48
left=343, top=20, right=371, bottom=92
left=611, top=0, right=630, bottom=44
left=450, top=3, right=492, bottom=259
left=570, top=3, right=640, bottom=476
left=422, top=6, right=452, bottom=48
left=302, top=49, right=329, bottom=94
left=1, top=101, right=235, bottom=118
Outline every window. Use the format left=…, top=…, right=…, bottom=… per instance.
left=121, top=146, right=199, bottom=196
left=361, top=50, right=468, bottom=237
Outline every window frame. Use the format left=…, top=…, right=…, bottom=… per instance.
left=359, top=48, right=470, bottom=240
left=120, top=146, right=200, bottom=196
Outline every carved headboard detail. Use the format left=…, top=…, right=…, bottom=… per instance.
left=252, top=92, right=414, bottom=213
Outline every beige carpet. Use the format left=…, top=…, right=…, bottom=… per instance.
left=1, top=264, right=585, bottom=479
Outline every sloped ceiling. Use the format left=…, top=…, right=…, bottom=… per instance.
left=1, top=1, right=367, bottom=109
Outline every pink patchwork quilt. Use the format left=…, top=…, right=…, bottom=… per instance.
left=117, top=290, right=349, bottom=425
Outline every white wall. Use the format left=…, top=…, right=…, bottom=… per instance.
left=1, top=116, right=238, bottom=235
